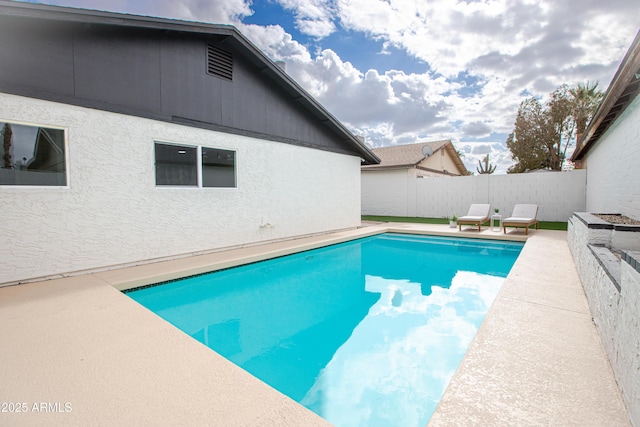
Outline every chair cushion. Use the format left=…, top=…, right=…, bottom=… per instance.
left=467, top=204, right=491, bottom=216
left=459, top=215, right=487, bottom=221
left=510, top=204, right=538, bottom=219
left=503, top=217, right=535, bottom=223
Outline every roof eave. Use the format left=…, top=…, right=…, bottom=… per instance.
left=361, top=164, right=415, bottom=170
left=443, top=142, right=469, bottom=175
left=572, top=29, right=640, bottom=161
left=0, top=0, right=381, bottom=165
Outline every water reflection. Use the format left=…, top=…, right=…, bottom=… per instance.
left=301, top=272, right=504, bottom=426
left=127, top=234, right=521, bottom=426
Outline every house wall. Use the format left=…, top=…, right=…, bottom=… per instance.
left=362, top=170, right=586, bottom=221
left=584, top=95, right=640, bottom=220
left=0, top=93, right=362, bottom=285
left=421, top=148, right=460, bottom=175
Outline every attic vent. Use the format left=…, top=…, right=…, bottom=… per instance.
left=207, top=45, right=233, bottom=81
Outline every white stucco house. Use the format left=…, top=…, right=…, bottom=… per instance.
left=361, top=140, right=468, bottom=216
left=0, top=2, right=379, bottom=285
left=568, top=29, right=640, bottom=426
left=571, top=30, right=640, bottom=220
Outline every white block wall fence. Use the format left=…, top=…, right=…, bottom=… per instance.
left=362, top=169, right=587, bottom=222
left=0, top=94, right=363, bottom=285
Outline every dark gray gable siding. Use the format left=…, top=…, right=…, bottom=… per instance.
left=73, top=26, right=164, bottom=113
left=0, top=4, right=378, bottom=162
left=0, top=14, right=76, bottom=95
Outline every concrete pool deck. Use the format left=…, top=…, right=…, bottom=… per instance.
left=0, top=223, right=631, bottom=426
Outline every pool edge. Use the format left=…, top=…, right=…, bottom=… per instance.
left=101, top=224, right=527, bottom=292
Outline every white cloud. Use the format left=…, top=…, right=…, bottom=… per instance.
left=459, top=141, right=513, bottom=175
left=278, top=0, right=337, bottom=38
left=246, top=0, right=637, bottom=168
left=22, top=0, right=640, bottom=172
left=300, top=271, right=505, bottom=425
left=461, top=122, right=491, bottom=139
left=164, top=0, right=252, bottom=23
left=239, top=23, right=313, bottom=62
left=36, top=0, right=252, bottom=23
left=336, top=0, right=515, bottom=77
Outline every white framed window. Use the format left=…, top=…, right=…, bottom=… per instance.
left=154, top=142, right=236, bottom=188
left=154, top=142, right=198, bottom=186
left=202, top=147, right=235, bottom=188
left=0, top=121, right=67, bottom=186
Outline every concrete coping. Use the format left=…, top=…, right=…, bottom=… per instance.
left=588, top=244, right=622, bottom=292
left=586, top=248, right=640, bottom=293
left=574, top=212, right=614, bottom=229
left=575, top=212, right=640, bottom=232
left=575, top=211, right=640, bottom=293
left=107, top=225, right=528, bottom=292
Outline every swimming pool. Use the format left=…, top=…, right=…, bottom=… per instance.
left=126, top=233, right=523, bottom=426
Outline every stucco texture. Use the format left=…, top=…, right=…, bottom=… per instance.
left=585, top=95, right=640, bottom=220
left=0, top=93, right=362, bottom=284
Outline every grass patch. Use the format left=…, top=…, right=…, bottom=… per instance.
left=362, top=215, right=568, bottom=231
left=537, top=221, right=568, bottom=230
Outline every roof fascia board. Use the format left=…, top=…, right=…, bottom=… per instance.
left=443, top=142, right=468, bottom=175
left=361, top=164, right=416, bottom=171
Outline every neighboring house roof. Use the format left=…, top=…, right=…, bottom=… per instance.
left=26, top=128, right=65, bottom=172
left=361, top=140, right=468, bottom=175
left=572, top=30, right=640, bottom=161
left=0, top=1, right=380, bottom=165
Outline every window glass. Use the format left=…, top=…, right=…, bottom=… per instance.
left=202, top=147, right=236, bottom=188
left=0, top=122, right=66, bottom=186
left=154, top=143, right=197, bottom=186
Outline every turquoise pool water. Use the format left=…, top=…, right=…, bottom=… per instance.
left=126, top=233, right=523, bottom=426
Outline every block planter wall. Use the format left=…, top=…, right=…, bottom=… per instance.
left=568, top=213, right=640, bottom=425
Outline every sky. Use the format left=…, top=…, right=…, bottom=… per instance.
left=21, top=0, right=640, bottom=173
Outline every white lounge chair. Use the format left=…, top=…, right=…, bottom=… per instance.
left=503, top=204, right=539, bottom=235
left=458, top=204, right=491, bottom=231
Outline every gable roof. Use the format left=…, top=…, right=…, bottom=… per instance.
left=572, top=29, right=640, bottom=161
left=361, top=140, right=468, bottom=175
left=0, top=1, right=380, bottom=165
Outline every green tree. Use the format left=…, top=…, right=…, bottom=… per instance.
left=506, top=82, right=603, bottom=173
left=547, top=84, right=574, bottom=170
left=571, top=81, right=604, bottom=141
left=506, top=98, right=549, bottom=173
left=476, top=154, right=496, bottom=174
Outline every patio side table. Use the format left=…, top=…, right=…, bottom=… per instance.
left=491, top=214, right=502, bottom=232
